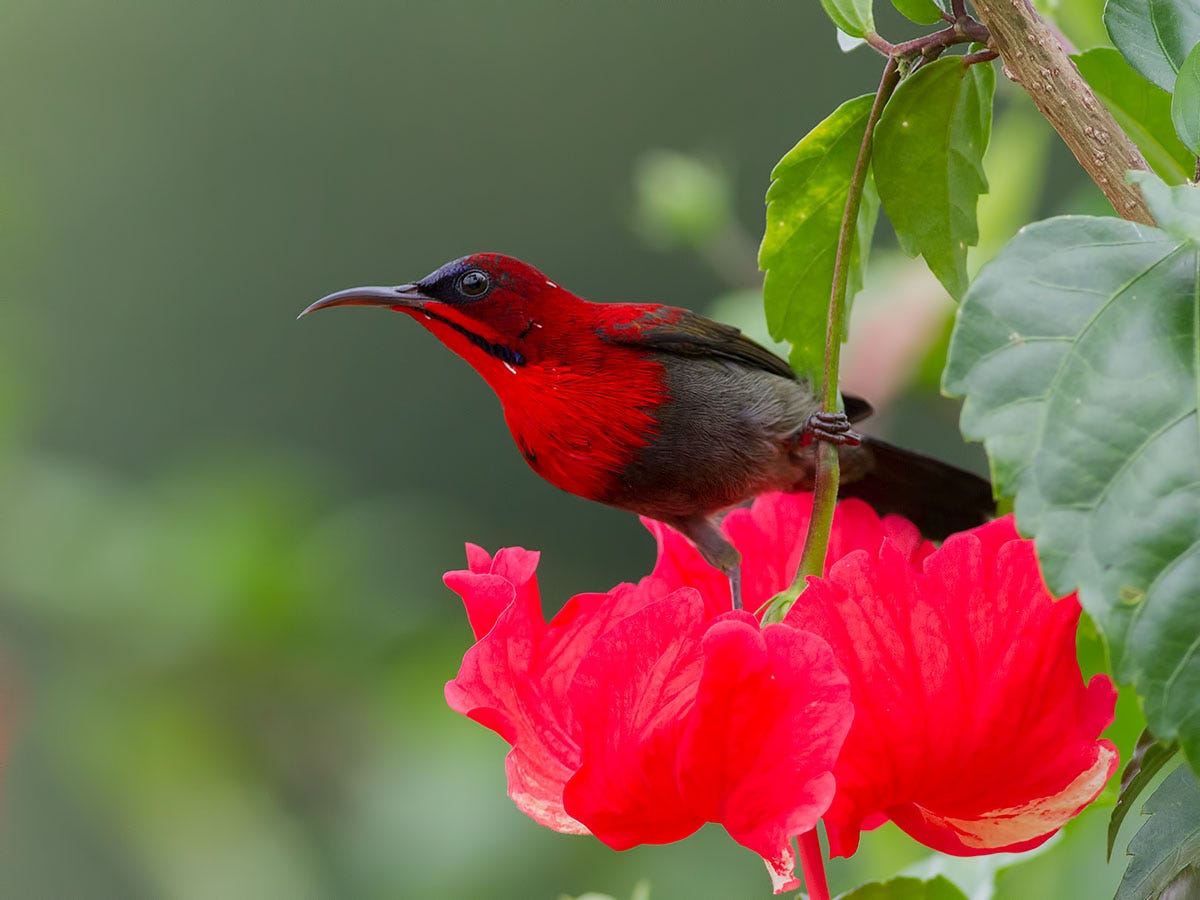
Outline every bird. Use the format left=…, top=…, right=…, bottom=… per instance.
left=300, top=252, right=994, bottom=609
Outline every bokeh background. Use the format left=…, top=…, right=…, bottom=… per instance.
left=0, top=1, right=1146, bottom=897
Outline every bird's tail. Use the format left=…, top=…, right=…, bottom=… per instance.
left=838, top=437, right=995, bottom=540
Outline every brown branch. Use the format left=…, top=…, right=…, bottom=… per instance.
left=865, top=19, right=990, bottom=62
left=972, top=0, right=1156, bottom=225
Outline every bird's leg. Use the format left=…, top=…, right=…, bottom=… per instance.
left=800, top=411, right=863, bottom=447
left=670, top=514, right=744, bottom=610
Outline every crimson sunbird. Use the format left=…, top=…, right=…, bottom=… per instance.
left=300, top=253, right=994, bottom=608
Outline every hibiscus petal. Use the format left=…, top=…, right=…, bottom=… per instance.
left=639, top=518, right=731, bottom=617
left=562, top=592, right=710, bottom=848
left=444, top=560, right=585, bottom=833
left=679, top=616, right=852, bottom=891
left=642, top=493, right=934, bottom=612
left=444, top=548, right=671, bottom=836
left=447, top=544, right=541, bottom=638
left=889, top=738, right=1118, bottom=854
left=563, top=600, right=853, bottom=893
left=787, top=516, right=1119, bottom=857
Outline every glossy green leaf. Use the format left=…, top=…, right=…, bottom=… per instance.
left=874, top=57, right=994, bottom=298
left=1172, top=41, right=1200, bottom=153
left=761, top=95, right=879, bottom=380
left=1109, top=729, right=1181, bottom=859
left=1115, top=765, right=1200, bottom=900
left=943, top=181, right=1200, bottom=771
left=837, top=876, right=969, bottom=900
left=819, top=0, right=874, bottom=38
left=890, top=0, right=945, bottom=25
left=1105, top=0, right=1200, bottom=91
left=1074, top=47, right=1194, bottom=184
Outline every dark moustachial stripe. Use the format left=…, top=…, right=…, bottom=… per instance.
left=423, top=309, right=526, bottom=366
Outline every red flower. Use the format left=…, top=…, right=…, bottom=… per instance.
left=786, top=516, right=1119, bottom=857
left=637, top=494, right=1117, bottom=858
left=444, top=543, right=853, bottom=891
left=445, top=493, right=1118, bottom=891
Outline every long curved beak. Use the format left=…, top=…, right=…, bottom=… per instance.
left=297, top=284, right=427, bottom=319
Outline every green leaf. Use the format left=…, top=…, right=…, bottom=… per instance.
left=890, top=0, right=945, bottom=25
left=1105, top=0, right=1200, bottom=91
left=761, top=95, right=878, bottom=380
left=1172, top=41, right=1200, bottom=153
left=1115, top=765, right=1200, bottom=900
left=1109, top=729, right=1181, bottom=859
left=837, top=875, right=969, bottom=900
left=1130, top=170, right=1200, bottom=240
left=943, top=194, right=1200, bottom=771
left=874, top=56, right=995, bottom=299
left=819, top=0, right=874, bottom=38
left=1073, top=47, right=1194, bottom=184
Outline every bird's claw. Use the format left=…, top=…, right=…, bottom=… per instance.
left=801, top=411, right=863, bottom=447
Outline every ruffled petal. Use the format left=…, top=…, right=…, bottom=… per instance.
left=444, top=549, right=677, bottom=836
left=447, top=544, right=541, bottom=639
left=638, top=518, right=731, bottom=618
left=562, top=591, right=710, bottom=847
left=444, top=554, right=584, bottom=833
left=642, top=493, right=933, bottom=612
left=786, top=516, right=1118, bottom=857
left=561, top=601, right=851, bottom=892
left=679, top=617, right=851, bottom=891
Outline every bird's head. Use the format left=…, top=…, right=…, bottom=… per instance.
left=300, top=253, right=580, bottom=373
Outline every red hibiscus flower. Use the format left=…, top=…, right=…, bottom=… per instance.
left=443, top=543, right=853, bottom=891
left=445, top=493, right=1118, bottom=893
left=786, top=516, right=1119, bottom=858
left=645, top=494, right=1119, bottom=859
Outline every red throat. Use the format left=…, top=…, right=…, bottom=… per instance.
left=401, top=294, right=668, bottom=502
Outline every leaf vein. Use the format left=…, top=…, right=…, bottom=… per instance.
left=1084, top=409, right=1195, bottom=512
left=1149, top=0, right=1177, bottom=75
left=1161, top=545, right=1200, bottom=699
left=1031, top=246, right=1190, bottom=504
left=956, top=336, right=1071, bottom=383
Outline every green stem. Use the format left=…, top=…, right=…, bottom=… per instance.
left=762, top=59, right=900, bottom=623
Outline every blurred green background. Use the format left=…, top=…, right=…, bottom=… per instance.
left=0, top=2, right=1147, bottom=898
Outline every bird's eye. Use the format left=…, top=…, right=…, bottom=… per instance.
left=458, top=270, right=490, bottom=298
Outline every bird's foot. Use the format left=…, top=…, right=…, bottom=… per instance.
left=801, top=411, right=863, bottom=447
